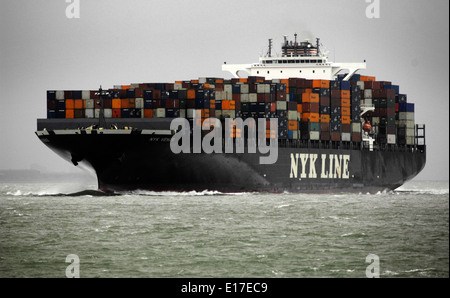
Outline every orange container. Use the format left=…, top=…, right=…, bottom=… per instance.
left=302, top=93, right=319, bottom=103
left=222, top=100, right=235, bottom=110
left=321, top=80, right=330, bottom=88
left=340, top=90, right=350, bottom=99
left=341, top=107, right=351, bottom=115
left=281, top=79, right=289, bottom=87
left=239, top=78, right=248, bottom=83
left=312, top=80, right=321, bottom=88
left=216, top=79, right=224, bottom=84
left=320, top=114, right=330, bottom=122
left=209, top=99, right=215, bottom=109
left=143, top=109, right=153, bottom=118
left=297, top=104, right=302, bottom=113
left=65, top=99, right=74, bottom=109
left=74, top=99, right=84, bottom=109
left=341, top=115, right=351, bottom=124
left=187, top=89, right=196, bottom=99
left=191, top=80, right=199, bottom=84
left=121, top=85, right=130, bottom=90
left=121, top=99, right=130, bottom=108
left=288, top=120, right=298, bottom=130
left=112, top=98, right=121, bottom=109
left=65, top=109, right=74, bottom=119
left=340, top=98, right=351, bottom=107
left=266, top=129, right=277, bottom=139
left=201, top=109, right=210, bottom=118
left=302, top=113, right=320, bottom=122
left=128, top=98, right=135, bottom=108
left=360, top=76, right=376, bottom=82
left=312, top=80, right=330, bottom=88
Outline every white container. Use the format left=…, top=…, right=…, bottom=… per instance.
left=257, top=84, right=265, bottom=94
left=287, top=110, right=297, bottom=120
left=351, top=122, right=361, bottom=132
left=174, top=83, right=183, bottom=90
left=387, top=134, right=396, bottom=144
left=356, top=81, right=365, bottom=90
left=222, top=110, right=235, bottom=118
left=406, top=128, right=415, bottom=137
left=104, top=108, right=112, bottom=118
left=179, top=109, right=186, bottom=118
left=249, top=93, right=257, bottom=103
left=215, top=90, right=224, bottom=101
left=364, top=89, right=372, bottom=99
left=198, top=77, right=207, bottom=84
left=56, top=90, right=65, bottom=100
left=310, top=131, right=320, bottom=140
left=85, top=108, right=94, bottom=118
left=82, top=90, right=91, bottom=100
left=240, top=94, right=249, bottom=102
left=276, top=101, right=286, bottom=110
left=135, top=98, right=144, bottom=109
left=341, top=132, right=351, bottom=141
left=224, top=84, right=232, bottom=95
left=363, top=98, right=372, bottom=106
left=406, top=136, right=415, bottom=145
left=130, top=83, right=140, bottom=88
left=155, top=108, right=166, bottom=118
left=85, top=99, right=94, bottom=109
left=240, top=84, right=249, bottom=94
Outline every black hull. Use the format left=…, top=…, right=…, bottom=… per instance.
left=36, top=125, right=426, bottom=194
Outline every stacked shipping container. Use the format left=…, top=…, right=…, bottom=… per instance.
left=46, top=75, right=416, bottom=146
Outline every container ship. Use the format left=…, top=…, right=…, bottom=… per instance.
left=36, top=35, right=426, bottom=193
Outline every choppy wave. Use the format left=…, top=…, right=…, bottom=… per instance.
left=126, top=189, right=256, bottom=197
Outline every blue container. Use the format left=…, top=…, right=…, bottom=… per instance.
left=143, top=90, right=153, bottom=100
left=144, top=99, right=152, bottom=109
left=72, top=90, right=82, bottom=99
left=258, top=102, right=265, bottom=112
left=232, top=84, right=241, bottom=94
left=249, top=102, right=258, bottom=112
left=384, top=85, right=400, bottom=94
left=126, top=89, right=135, bottom=98
left=397, top=94, right=407, bottom=103
left=350, top=74, right=360, bottom=81
left=47, top=110, right=56, bottom=119
left=56, top=99, right=66, bottom=109
left=195, top=99, right=204, bottom=109
left=399, top=103, right=414, bottom=112
left=340, top=81, right=351, bottom=90
left=155, top=83, right=165, bottom=90
left=215, top=100, right=221, bottom=110
left=56, top=109, right=66, bottom=118
left=196, top=89, right=205, bottom=99
left=170, top=90, right=179, bottom=99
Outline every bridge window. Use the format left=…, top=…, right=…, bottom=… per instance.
left=300, top=60, right=305, bottom=63
left=267, top=71, right=270, bottom=74
left=313, top=70, right=315, bottom=73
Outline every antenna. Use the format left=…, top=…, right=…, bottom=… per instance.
left=316, top=37, right=320, bottom=55
left=267, top=38, right=272, bottom=57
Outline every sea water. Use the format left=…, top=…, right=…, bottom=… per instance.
left=0, top=180, right=448, bottom=278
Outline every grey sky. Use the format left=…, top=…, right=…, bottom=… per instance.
left=0, top=0, right=448, bottom=180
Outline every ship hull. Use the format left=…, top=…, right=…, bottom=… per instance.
left=36, top=125, right=426, bottom=194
